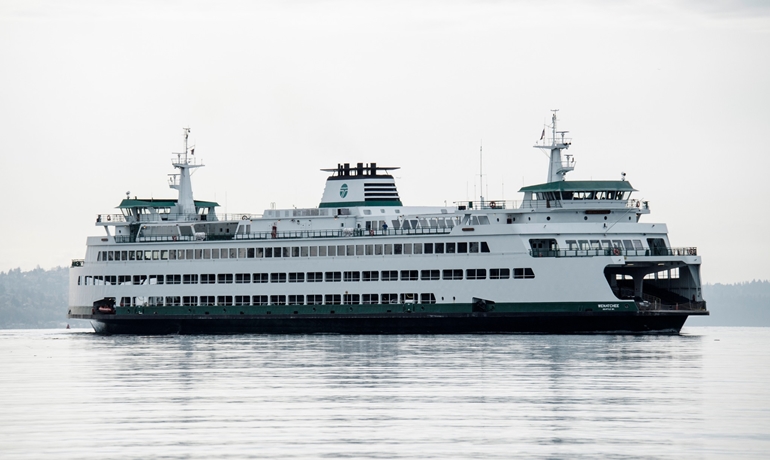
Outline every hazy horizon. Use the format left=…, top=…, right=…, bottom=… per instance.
left=1, top=1, right=769, bottom=283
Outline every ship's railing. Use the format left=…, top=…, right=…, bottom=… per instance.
left=115, top=227, right=453, bottom=243
left=454, top=199, right=649, bottom=211
left=96, top=214, right=127, bottom=223
left=71, top=259, right=84, bottom=267
left=530, top=247, right=698, bottom=258
left=637, top=301, right=707, bottom=312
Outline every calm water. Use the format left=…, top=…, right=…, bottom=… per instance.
left=0, top=327, right=768, bottom=459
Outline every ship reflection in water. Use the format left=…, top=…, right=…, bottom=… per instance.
left=2, top=328, right=769, bottom=458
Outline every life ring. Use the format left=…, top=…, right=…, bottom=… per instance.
left=612, top=248, right=620, bottom=256
left=106, top=215, right=111, bottom=221
left=489, top=201, right=496, bottom=209
left=241, top=215, right=249, bottom=220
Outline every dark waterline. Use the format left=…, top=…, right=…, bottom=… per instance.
left=0, top=327, right=768, bottom=459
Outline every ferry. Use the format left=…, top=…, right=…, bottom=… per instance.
left=68, top=114, right=708, bottom=334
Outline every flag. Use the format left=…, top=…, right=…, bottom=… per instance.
left=540, top=129, right=545, bottom=141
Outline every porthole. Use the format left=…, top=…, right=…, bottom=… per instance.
left=584, top=216, right=588, bottom=220
left=629, top=217, right=632, bottom=220
left=547, top=216, right=551, bottom=221
left=604, top=216, right=607, bottom=220
left=528, top=217, right=531, bottom=221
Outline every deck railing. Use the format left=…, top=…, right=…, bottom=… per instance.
left=530, top=247, right=698, bottom=258
left=115, top=227, right=453, bottom=244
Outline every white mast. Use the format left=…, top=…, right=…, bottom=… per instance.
left=534, top=110, right=574, bottom=182
left=169, top=127, right=204, bottom=219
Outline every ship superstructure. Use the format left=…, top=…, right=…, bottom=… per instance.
left=69, top=115, right=707, bottom=334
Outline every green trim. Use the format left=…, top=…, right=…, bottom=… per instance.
left=519, top=181, right=636, bottom=193
left=69, top=301, right=637, bottom=318
left=319, top=200, right=403, bottom=208
left=118, top=199, right=220, bottom=209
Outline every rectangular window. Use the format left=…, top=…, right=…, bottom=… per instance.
left=252, top=295, right=268, bottom=306
left=234, top=295, right=249, bottom=306
left=118, top=275, right=131, bottom=285
left=401, top=270, right=418, bottom=281
left=466, top=269, right=486, bottom=280
left=325, top=272, right=341, bottom=282
left=283, top=247, right=291, bottom=258
left=235, top=273, right=251, bottom=283
left=457, top=242, right=467, bottom=253
left=289, top=272, right=305, bottom=283
left=318, top=246, right=327, bottom=257
left=420, top=270, right=440, bottom=281
left=374, top=244, right=383, bottom=255
left=381, top=293, right=398, bottom=304
left=365, top=245, right=374, bottom=256
left=238, top=248, right=246, bottom=259
left=253, top=273, right=268, bottom=283
left=200, top=274, right=214, bottom=284
left=435, top=243, right=444, bottom=254
left=270, top=295, right=286, bottom=305
left=394, top=243, right=402, bottom=255
left=327, top=246, right=336, bottom=257
left=217, top=273, right=233, bottom=284
left=362, top=294, right=379, bottom=304
left=384, top=244, right=393, bottom=255
left=271, top=273, right=287, bottom=283
left=481, top=242, right=490, bottom=253
left=165, top=296, right=181, bottom=306
left=307, top=272, right=323, bottom=282
left=324, top=294, right=341, bottom=305
left=400, top=293, right=418, bottom=303
left=306, top=295, right=323, bottom=305
left=424, top=243, right=433, bottom=254
left=132, top=275, right=147, bottom=285
left=381, top=270, right=398, bottom=281
left=170, top=250, right=177, bottom=260
left=167, top=274, right=181, bottom=285
left=442, top=269, right=463, bottom=280
left=338, top=245, right=346, bottom=257
left=490, top=268, right=510, bottom=279
left=265, top=247, right=273, bottom=258
left=161, top=250, right=169, bottom=260
left=343, top=271, right=360, bottom=282
left=288, top=295, right=304, bottom=305
left=150, top=274, right=164, bottom=285
left=356, top=245, right=364, bottom=256
left=217, top=295, right=233, bottom=306
left=183, top=296, right=197, bottom=307
left=343, top=294, right=360, bottom=305
left=247, top=248, right=255, bottom=258
left=186, top=249, right=194, bottom=259
left=292, top=247, right=300, bottom=257
left=469, top=242, right=479, bottom=253
left=362, top=271, right=379, bottom=282
left=420, top=293, right=436, bottom=304
left=212, top=249, right=220, bottom=259
left=446, top=243, right=456, bottom=254
left=310, top=246, right=318, bottom=257
left=403, top=244, right=412, bottom=255
left=346, top=245, right=354, bottom=256
left=413, top=243, right=422, bottom=254
left=301, top=247, right=309, bottom=257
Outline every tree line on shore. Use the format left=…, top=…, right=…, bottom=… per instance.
left=0, top=266, right=767, bottom=329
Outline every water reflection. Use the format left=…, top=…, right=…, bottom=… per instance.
left=5, top=329, right=766, bottom=460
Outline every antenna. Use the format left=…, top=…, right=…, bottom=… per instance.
left=479, top=141, right=484, bottom=206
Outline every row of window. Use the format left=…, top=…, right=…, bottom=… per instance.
left=80, top=268, right=536, bottom=286
left=97, top=241, right=492, bottom=262
left=119, top=293, right=437, bottom=307
left=566, top=239, right=645, bottom=251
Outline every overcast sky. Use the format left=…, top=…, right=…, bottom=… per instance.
left=1, top=0, right=768, bottom=283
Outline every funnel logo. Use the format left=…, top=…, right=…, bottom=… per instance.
left=339, top=184, right=348, bottom=198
